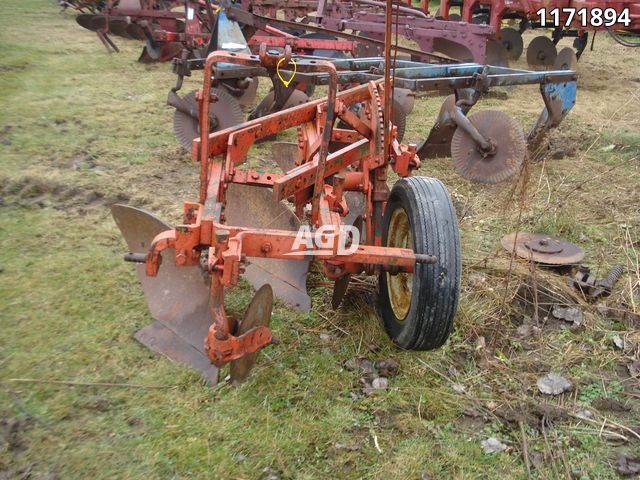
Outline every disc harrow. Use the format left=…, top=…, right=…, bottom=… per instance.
left=71, top=0, right=214, bottom=61
left=437, top=0, right=640, bottom=68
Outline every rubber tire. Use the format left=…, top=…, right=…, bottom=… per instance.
left=378, top=177, right=461, bottom=350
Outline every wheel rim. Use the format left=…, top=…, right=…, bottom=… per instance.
left=386, top=207, right=413, bottom=321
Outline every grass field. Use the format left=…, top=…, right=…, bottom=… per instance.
left=1, top=1, right=639, bottom=479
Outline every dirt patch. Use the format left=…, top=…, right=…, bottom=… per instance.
left=455, top=407, right=488, bottom=433
left=0, top=417, right=32, bottom=454
left=0, top=175, right=133, bottom=213
left=592, top=397, right=632, bottom=413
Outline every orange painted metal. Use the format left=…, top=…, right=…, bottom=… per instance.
left=141, top=47, right=425, bottom=366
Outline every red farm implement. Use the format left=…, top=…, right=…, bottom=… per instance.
left=437, top=0, right=640, bottom=68
left=168, top=10, right=577, bottom=179
left=71, top=0, right=215, bottom=61
left=112, top=34, right=577, bottom=383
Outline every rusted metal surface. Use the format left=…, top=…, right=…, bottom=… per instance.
left=573, top=265, right=624, bottom=299
left=554, top=46, right=578, bottom=70
left=501, top=233, right=586, bottom=265
left=451, top=110, right=526, bottom=184
left=500, top=27, right=524, bottom=60
left=527, top=35, right=558, bottom=69
left=229, top=284, right=274, bottom=384
left=385, top=207, right=413, bottom=320
left=111, top=204, right=219, bottom=384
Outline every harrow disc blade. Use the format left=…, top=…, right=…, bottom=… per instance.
left=394, top=88, right=415, bottom=115
left=527, top=36, right=557, bottom=70
left=224, top=184, right=311, bottom=311
left=173, top=88, right=244, bottom=150
left=126, top=23, right=146, bottom=40
left=451, top=110, right=526, bottom=183
left=500, top=27, right=524, bottom=60
left=76, top=13, right=99, bottom=31
left=229, top=284, right=274, bottom=384
left=110, top=204, right=219, bottom=384
left=501, top=232, right=585, bottom=265
left=108, top=19, right=131, bottom=38
left=222, top=77, right=259, bottom=107
left=486, top=39, right=510, bottom=67
left=554, top=47, right=578, bottom=70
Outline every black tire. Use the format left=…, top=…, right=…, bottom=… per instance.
left=378, top=177, right=461, bottom=350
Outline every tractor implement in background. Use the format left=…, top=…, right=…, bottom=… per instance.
left=72, top=0, right=214, bottom=61
left=169, top=33, right=578, bottom=184
left=438, top=0, right=640, bottom=68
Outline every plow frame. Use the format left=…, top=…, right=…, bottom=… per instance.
left=173, top=50, right=578, bottom=159
left=145, top=49, right=430, bottom=366
left=143, top=46, right=577, bottom=367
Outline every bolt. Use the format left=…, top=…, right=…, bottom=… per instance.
left=215, top=229, right=230, bottom=244
left=261, top=242, right=272, bottom=253
left=175, top=249, right=187, bottom=265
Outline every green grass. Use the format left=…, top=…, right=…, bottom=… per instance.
left=2, top=1, right=640, bottom=479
